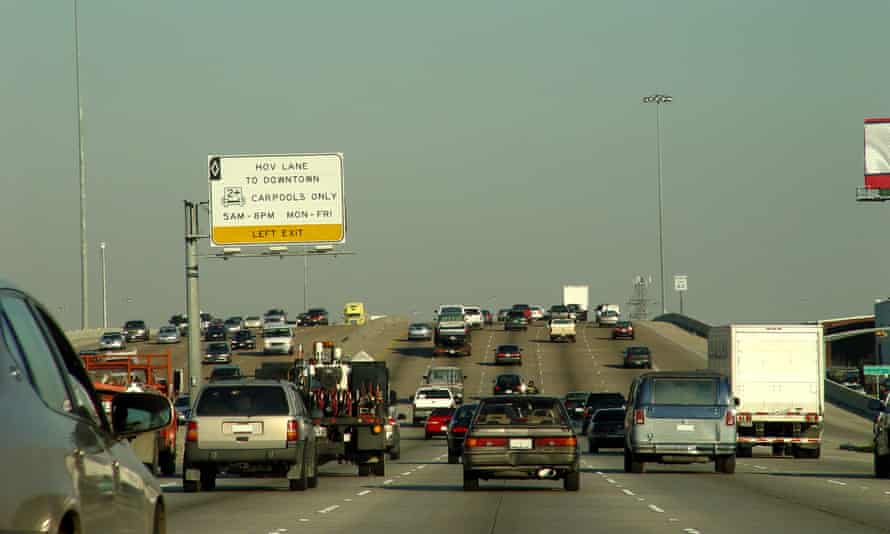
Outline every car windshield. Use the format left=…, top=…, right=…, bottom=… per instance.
left=616, top=321, right=631, bottom=327
left=507, top=312, right=525, bottom=320
left=159, top=327, right=176, bottom=334
left=604, top=311, right=619, bottom=317
left=308, top=308, right=326, bottom=314
left=439, top=307, right=463, bottom=315
left=212, top=367, right=240, bottom=378
left=416, top=389, right=450, bottom=399
left=125, top=321, right=144, bottom=328
left=465, top=308, right=480, bottom=314
left=431, top=407, right=455, bottom=417
left=174, top=396, right=190, bottom=408
left=226, top=318, right=240, bottom=324
left=627, top=347, right=650, bottom=355
left=550, top=306, right=567, bottom=312
left=102, top=333, right=121, bottom=340
left=475, top=398, right=569, bottom=426
left=438, top=314, right=464, bottom=323
left=594, top=409, right=625, bottom=422
left=196, top=386, right=289, bottom=416
left=264, top=328, right=290, bottom=337
left=498, top=345, right=519, bottom=352
left=652, top=378, right=719, bottom=406
left=454, top=404, right=478, bottom=424
left=410, top=323, right=430, bottom=329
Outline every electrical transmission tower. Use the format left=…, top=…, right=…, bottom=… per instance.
left=627, top=275, right=655, bottom=320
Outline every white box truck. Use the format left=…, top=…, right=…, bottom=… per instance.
left=562, top=285, right=589, bottom=321
left=708, top=324, right=824, bottom=459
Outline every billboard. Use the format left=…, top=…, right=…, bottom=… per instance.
left=865, top=118, right=890, bottom=189
left=208, top=153, right=345, bottom=247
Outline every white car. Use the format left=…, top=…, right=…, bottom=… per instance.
left=598, top=310, right=620, bottom=327
left=243, top=316, right=263, bottom=329
left=530, top=306, right=545, bottom=321
left=99, top=332, right=126, bottom=350
left=464, top=306, right=483, bottom=329
left=263, top=324, right=294, bottom=355
left=156, top=325, right=181, bottom=344
left=412, top=387, right=456, bottom=424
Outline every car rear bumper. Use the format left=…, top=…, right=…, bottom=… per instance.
left=184, top=441, right=304, bottom=467
left=625, top=360, right=650, bottom=367
left=630, top=442, right=737, bottom=457
left=496, top=356, right=521, bottom=364
left=464, top=451, right=579, bottom=473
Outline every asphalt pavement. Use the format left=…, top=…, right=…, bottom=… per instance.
left=151, top=318, right=887, bottom=534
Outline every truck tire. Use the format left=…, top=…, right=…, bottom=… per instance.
left=564, top=470, right=580, bottom=491
left=737, top=445, right=753, bottom=458
left=624, top=447, right=644, bottom=473
left=463, top=470, right=479, bottom=491
left=390, top=445, right=400, bottom=461
left=875, top=451, right=890, bottom=478
left=715, top=455, right=736, bottom=474
left=159, top=449, right=176, bottom=476
left=200, top=468, right=216, bottom=491
left=372, top=457, right=385, bottom=476
left=358, top=463, right=371, bottom=477
left=424, top=432, right=431, bottom=440
left=588, top=440, right=598, bottom=454
left=448, top=449, right=459, bottom=464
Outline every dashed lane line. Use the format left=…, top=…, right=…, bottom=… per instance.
left=357, top=490, right=372, bottom=496
left=318, top=505, right=339, bottom=514
left=648, top=504, right=665, bottom=513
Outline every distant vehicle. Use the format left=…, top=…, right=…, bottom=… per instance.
left=709, top=324, right=824, bottom=459
left=304, top=308, right=330, bottom=326
left=563, top=391, right=592, bottom=421
left=566, top=304, right=586, bottom=322
left=123, top=319, right=150, bottom=342
left=530, top=305, right=545, bottom=321
left=408, top=322, right=433, bottom=341
left=436, top=304, right=465, bottom=318
left=434, top=313, right=472, bottom=357
left=263, top=309, right=287, bottom=324
left=170, top=313, right=189, bottom=333
left=598, top=309, right=620, bottom=327
left=623, top=346, right=652, bottom=369
left=624, top=371, right=737, bottom=474
left=447, top=403, right=479, bottom=464
left=0, top=283, right=173, bottom=533
left=230, top=329, right=256, bottom=350
left=425, top=407, right=456, bottom=439
left=424, top=366, right=466, bottom=404
left=344, top=301, right=366, bottom=325
left=224, top=316, right=243, bottom=333
left=581, top=392, right=626, bottom=433
left=548, top=305, right=571, bottom=320
left=157, top=325, right=181, bottom=344
left=184, top=379, right=319, bottom=492
left=549, top=318, right=576, bottom=343
left=511, top=304, right=532, bottom=320
left=496, top=309, right=511, bottom=322
left=204, top=324, right=227, bottom=341
left=504, top=311, right=529, bottom=331
left=99, top=331, right=126, bottom=350
left=492, top=373, right=524, bottom=395
left=295, top=312, right=311, bottom=326
left=482, top=309, right=494, bottom=326
left=562, top=285, right=589, bottom=321
left=209, top=364, right=243, bottom=382
left=612, top=321, right=635, bottom=339
left=263, top=325, right=294, bottom=355
left=495, top=344, right=523, bottom=365
left=174, top=394, right=191, bottom=423
left=203, top=342, right=232, bottom=364
left=412, top=387, right=456, bottom=424
left=587, top=407, right=626, bottom=453
left=385, top=414, right=401, bottom=460
left=243, top=316, right=263, bottom=329
left=464, top=306, right=483, bottom=329
left=462, top=395, right=580, bottom=491
left=200, top=312, right=213, bottom=332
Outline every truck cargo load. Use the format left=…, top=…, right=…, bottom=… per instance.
left=563, top=285, right=589, bottom=321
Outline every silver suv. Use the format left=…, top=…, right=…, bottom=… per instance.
left=183, top=379, right=319, bottom=491
left=624, top=371, right=737, bottom=474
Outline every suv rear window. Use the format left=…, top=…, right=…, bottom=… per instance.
left=594, top=409, right=625, bottom=422
left=586, top=393, right=625, bottom=409
left=125, top=321, right=145, bottom=328
left=196, top=386, right=289, bottom=416
left=475, top=398, right=569, bottom=426
left=652, top=379, right=718, bottom=406
left=417, top=389, right=450, bottom=399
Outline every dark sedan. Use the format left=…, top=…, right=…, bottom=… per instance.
left=204, top=324, right=227, bottom=341
left=563, top=391, right=592, bottom=421
left=504, top=311, right=529, bottom=331
left=462, top=396, right=580, bottom=491
left=304, top=308, right=329, bottom=326
left=230, top=329, right=256, bottom=350
left=623, top=346, right=652, bottom=369
left=495, top=344, right=523, bottom=365
left=587, top=407, right=626, bottom=453
left=493, top=373, right=524, bottom=395
left=447, top=403, right=479, bottom=464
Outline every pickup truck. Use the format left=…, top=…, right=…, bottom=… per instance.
left=412, top=387, right=456, bottom=424
left=549, top=318, right=577, bottom=343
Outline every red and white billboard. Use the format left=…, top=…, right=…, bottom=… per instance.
left=865, top=118, right=890, bottom=189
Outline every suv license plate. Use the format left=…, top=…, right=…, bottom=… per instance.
left=510, top=438, right=533, bottom=450
left=677, top=424, right=695, bottom=432
left=232, top=424, right=253, bottom=434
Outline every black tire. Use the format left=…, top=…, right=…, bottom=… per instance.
left=159, top=449, right=176, bottom=476
left=772, top=444, right=786, bottom=457
left=716, top=454, right=736, bottom=474
left=875, top=451, right=890, bottom=478
left=625, top=447, right=644, bottom=473
left=372, top=457, right=385, bottom=476
left=564, top=470, right=580, bottom=491
left=308, top=452, right=319, bottom=488
left=737, top=446, right=753, bottom=458
left=390, top=446, right=400, bottom=461
left=463, top=470, right=479, bottom=491
left=152, top=502, right=165, bottom=534
left=424, top=432, right=431, bottom=440
left=289, top=453, right=308, bottom=491
left=358, top=463, right=371, bottom=477
left=200, top=468, right=216, bottom=491
left=182, top=479, right=199, bottom=493
left=588, top=440, right=598, bottom=454
left=448, top=449, right=459, bottom=464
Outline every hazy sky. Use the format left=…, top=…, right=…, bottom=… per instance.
left=3, top=0, right=890, bottom=330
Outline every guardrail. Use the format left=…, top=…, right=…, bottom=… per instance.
left=653, top=313, right=880, bottom=421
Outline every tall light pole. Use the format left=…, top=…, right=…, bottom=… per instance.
left=303, top=255, right=309, bottom=311
left=74, top=0, right=89, bottom=328
left=100, top=241, right=108, bottom=328
left=642, top=93, right=672, bottom=315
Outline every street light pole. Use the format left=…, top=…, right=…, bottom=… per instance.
left=74, top=0, right=89, bottom=329
left=100, top=241, right=107, bottom=328
left=303, top=254, right=309, bottom=311
left=642, top=93, right=673, bottom=315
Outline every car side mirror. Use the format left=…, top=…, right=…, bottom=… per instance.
left=733, top=397, right=740, bottom=407
left=111, top=392, right=173, bottom=439
left=869, top=399, right=884, bottom=412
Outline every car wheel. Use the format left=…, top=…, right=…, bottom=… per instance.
left=448, top=449, right=459, bottom=464
left=715, top=454, right=736, bottom=474
left=772, top=444, right=786, bottom=457
left=463, top=470, right=479, bottom=491
left=588, top=440, right=598, bottom=454
left=737, top=445, right=753, bottom=458
left=875, top=451, right=890, bottom=478
left=564, top=470, right=580, bottom=491
left=289, top=452, right=309, bottom=491
left=182, top=478, right=199, bottom=493
left=371, top=457, right=386, bottom=476
left=424, top=432, right=431, bottom=440
left=159, top=449, right=176, bottom=476
left=625, top=447, right=644, bottom=473
left=358, top=463, right=371, bottom=476
left=390, top=446, right=400, bottom=461
left=200, top=467, right=216, bottom=491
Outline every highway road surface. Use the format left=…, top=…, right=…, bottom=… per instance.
left=125, top=318, right=884, bottom=534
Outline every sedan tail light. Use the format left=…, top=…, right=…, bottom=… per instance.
left=725, top=411, right=735, bottom=426
left=465, top=437, right=507, bottom=448
left=534, top=437, right=577, bottom=448
left=186, top=421, right=198, bottom=442
left=287, top=420, right=299, bottom=442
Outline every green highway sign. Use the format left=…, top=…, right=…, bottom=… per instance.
left=864, top=365, right=890, bottom=376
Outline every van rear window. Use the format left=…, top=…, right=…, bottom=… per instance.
left=652, top=379, right=718, bottom=406
left=196, top=386, right=289, bottom=416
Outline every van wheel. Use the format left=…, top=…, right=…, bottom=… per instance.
left=289, top=453, right=308, bottom=491
left=564, top=470, right=580, bottom=491
left=308, top=454, right=319, bottom=488
left=200, top=468, right=216, bottom=491
left=159, top=449, right=176, bottom=476
left=737, top=446, right=753, bottom=458
left=358, top=463, right=371, bottom=477
left=463, top=470, right=479, bottom=491
left=372, top=457, right=385, bottom=476
left=875, top=451, right=890, bottom=478
left=715, top=455, right=736, bottom=474
left=624, top=447, right=644, bottom=473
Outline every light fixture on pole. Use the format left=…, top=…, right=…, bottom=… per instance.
left=642, top=93, right=673, bottom=315
left=100, top=241, right=108, bottom=328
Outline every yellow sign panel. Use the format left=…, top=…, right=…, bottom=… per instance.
left=211, top=224, right=343, bottom=245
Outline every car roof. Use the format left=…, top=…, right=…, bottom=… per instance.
left=637, top=370, right=725, bottom=379
left=203, top=378, right=286, bottom=387
left=478, top=395, right=559, bottom=402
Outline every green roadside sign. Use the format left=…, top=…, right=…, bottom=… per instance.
left=864, top=365, right=890, bottom=376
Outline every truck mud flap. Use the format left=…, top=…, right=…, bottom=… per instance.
left=356, top=426, right=386, bottom=452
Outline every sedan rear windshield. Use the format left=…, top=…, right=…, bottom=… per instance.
left=417, top=389, right=451, bottom=399
left=208, top=343, right=229, bottom=352
left=594, top=409, right=625, bottom=422
left=125, top=321, right=145, bottom=328
left=264, top=328, right=291, bottom=337
left=626, top=347, right=650, bottom=355
left=497, top=345, right=519, bottom=352
left=652, top=379, right=719, bottom=406
left=496, top=375, right=521, bottom=386
left=475, top=398, right=569, bottom=426
left=585, top=394, right=625, bottom=408
left=197, top=386, right=289, bottom=416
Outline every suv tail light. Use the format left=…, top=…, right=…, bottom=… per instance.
left=186, top=421, right=198, bottom=442
left=287, top=420, right=299, bottom=442
left=452, top=425, right=468, bottom=434
left=534, top=437, right=577, bottom=448
left=634, top=408, right=646, bottom=425
left=725, top=411, right=735, bottom=426
left=465, top=437, right=507, bottom=448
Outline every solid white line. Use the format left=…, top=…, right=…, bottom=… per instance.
left=753, top=465, right=767, bottom=470
left=160, top=483, right=177, bottom=488
left=318, top=505, right=339, bottom=514
left=648, top=504, right=664, bottom=513
left=401, top=472, right=412, bottom=476
left=383, top=479, right=394, bottom=485
left=622, top=489, right=635, bottom=496
left=357, top=490, right=372, bottom=496
left=827, top=480, right=847, bottom=486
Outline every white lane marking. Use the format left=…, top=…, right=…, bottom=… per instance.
left=606, top=478, right=616, bottom=484
left=753, top=465, right=767, bottom=470
left=299, top=518, right=310, bottom=522
left=596, top=471, right=604, bottom=475
left=622, top=489, right=635, bottom=496
left=160, top=482, right=177, bottom=488
left=827, top=480, right=847, bottom=486
left=417, top=465, right=426, bottom=469
left=648, top=504, right=664, bottom=513
left=401, top=471, right=412, bottom=476
left=669, top=518, right=679, bottom=522
left=318, top=505, right=339, bottom=514
left=357, top=490, right=372, bottom=496
left=383, top=479, right=394, bottom=485
left=683, top=529, right=701, bottom=534
left=638, top=497, right=646, bottom=501
left=344, top=498, right=353, bottom=502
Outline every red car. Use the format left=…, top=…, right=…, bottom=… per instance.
left=512, top=304, right=532, bottom=320
left=425, top=407, right=455, bottom=439
left=612, top=321, right=635, bottom=340
left=495, top=344, right=523, bottom=365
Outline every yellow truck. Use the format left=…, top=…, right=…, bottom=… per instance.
left=344, top=302, right=366, bottom=325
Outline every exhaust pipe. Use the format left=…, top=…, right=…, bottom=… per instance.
left=537, top=468, right=557, bottom=479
